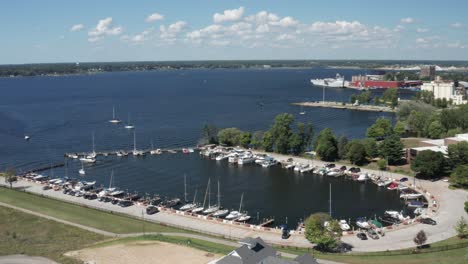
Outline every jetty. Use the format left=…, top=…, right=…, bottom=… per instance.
left=292, top=101, right=396, bottom=113
left=24, top=163, right=65, bottom=174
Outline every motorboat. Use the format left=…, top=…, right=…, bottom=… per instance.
left=261, top=160, right=276, bottom=168
left=386, top=182, right=398, bottom=190
left=284, top=163, right=295, bottom=170
left=228, top=154, right=239, bottom=163
left=400, top=193, right=424, bottom=199
left=407, top=201, right=424, bottom=208
left=398, top=184, right=409, bottom=191
left=163, top=198, right=181, bottom=208
left=356, top=217, right=371, bottom=229
left=182, top=148, right=190, bottom=154
left=238, top=154, right=255, bottom=165
left=150, top=149, right=162, bottom=155
left=327, top=169, right=341, bottom=177
left=109, top=107, right=122, bottom=123
left=237, top=214, right=251, bottom=222
left=300, top=164, right=313, bottom=173
left=357, top=173, right=370, bottom=182
left=24, top=135, right=30, bottom=141
left=215, top=154, right=227, bottom=161
left=225, top=210, right=242, bottom=220
left=385, top=210, right=410, bottom=221
left=339, top=220, right=351, bottom=231
left=69, top=154, right=79, bottom=159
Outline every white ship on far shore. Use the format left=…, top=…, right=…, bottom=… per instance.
left=310, top=73, right=349, bottom=88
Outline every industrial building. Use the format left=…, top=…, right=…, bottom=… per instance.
left=406, top=133, right=468, bottom=163
left=421, top=78, right=467, bottom=105
left=348, top=74, right=422, bottom=89
left=420, top=65, right=436, bottom=79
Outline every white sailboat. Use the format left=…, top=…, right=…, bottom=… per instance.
left=180, top=176, right=197, bottom=211
left=299, top=105, right=306, bottom=115
left=226, top=193, right=244, bottom=220
left=202, top=179, right=219, bottom=214
left=78, top=162, right=85, bottom=175
left=98, top=170, right=118, bottom=197
left=213, top=181, right=229, bottom=217
left=109, top=107, right=122, bottom=123
left=124, top=113, right=135, bottom=129
left=132, top=130, right=143, bottom=156
left=192, top=179, right=210, bottom=213
left=80, top=133, right=96, bottom=163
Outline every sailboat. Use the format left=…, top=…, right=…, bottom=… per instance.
left=226, top=193, right=244, bottom=220
left=132, top=130, right=143, bottom=156
left=124, top=113, right=135, bottom=129
left=78, top=162, right=85, bottom=175
left=150, top=140, right=162, bottom=155
left=180, top=176, right=198, bottom=211
left=109, top=107, right=122, bottom=123
left=202, top=179, right=220, bottom=214
left=299, top=105, right=306, bottom=115
left=80, top=133, right=96, bottom=163
left=98, top=170, right=120, bottom=197
left=192, top=179, right=210, bottom=213
left=212, top=181, right=229, bottom=217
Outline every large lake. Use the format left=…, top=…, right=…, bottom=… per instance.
left=0, top=68, right=408, bottom=226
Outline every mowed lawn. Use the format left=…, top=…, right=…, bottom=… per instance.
left=0, top=206, right=106, bottom=264
left=0, top=187, right=183, bottom=234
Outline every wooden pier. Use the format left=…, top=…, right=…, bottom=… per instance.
left=259, top=218, right=275, bottom=227
left=65, top=147, right=198, bottom=159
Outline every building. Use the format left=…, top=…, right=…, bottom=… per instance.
left=211, top=237, right=317, bottom=264
left=406, top=133, right=468, bottom=162
left=420, top=65, right=436, bottom=79
left=349, top=74, right=422, bottom=89
left=421, top=79, right=467, bottom=105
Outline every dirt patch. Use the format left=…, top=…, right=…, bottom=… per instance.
left=66, top=241, right=221, bottom=264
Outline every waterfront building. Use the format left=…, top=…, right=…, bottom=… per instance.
left=406, top=133, right=468, bottom=162
left=420, top=65, right=436, bottom=79
left=211, top=237, right=317, bottom=264
left=421, top=79, right=467, bottom=105
left=349, top=74, right=422, bottom=89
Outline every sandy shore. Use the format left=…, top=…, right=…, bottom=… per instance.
left=66, top=241, right=220, bottom=264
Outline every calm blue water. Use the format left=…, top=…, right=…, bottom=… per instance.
left=0, top=68, right=406, bottom=226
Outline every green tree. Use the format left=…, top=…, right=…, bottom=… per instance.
left=413, top=230, right=427, bottom=249
left=407, top=110, right=429, bottom=137
left=382, top=88, right=399, bottom=108
left=411, top=150, right=447, bottom=179
left=447, top=142, right=468, bottom=169
left=366, top=117, right=393, bottom=139
left=217, top=128, right=243, bottom=146
left=454, top=217, right=468, bottom=239
left=362, top=138, right=379, bottom=159
left=346, top=140, right=367, bottom=165
left=289, top=133, right=303, bottom=155
left=239, top=132, right=251, bottom=148
left=393, top=121, right=406, bottom=137
left=427, top=120, right=444, bottom=139
left=250, top=131, right=264, bottom=149
left=304, top=213, right=338, bottom=251
left=377, top=159, right=387, bottom=170
left=315, top=128, right=338, bottom=161
left=262, top=131, right=274, bottom=152
left=379, top=134, right=405, bottom=165
left=201, top=124, right=218, bottom=144
left=337, top=135, right=349, bottom=160
left=270, top=113, right=295, bottom=154
left=450, top=165, right=468, bottom=188
left=3, top=168, right=17, bottom=188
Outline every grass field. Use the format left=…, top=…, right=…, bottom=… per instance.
left=0, top=187, right=184, bottom=234
left=0, top=206, right=106, bottom=264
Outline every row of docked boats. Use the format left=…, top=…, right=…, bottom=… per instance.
left=201, top=146, right=277, bottom=168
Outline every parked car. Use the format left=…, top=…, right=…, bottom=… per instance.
left=146, top=205, right=159, bottom=215
left=420, top=218, right=437, bottom=225
left=118, top=200, right=133, bottom=207
left=356, top=232, right=367, bottom=240
left=400, top=177, right=409, bottom=182
left=366, top=229, right=379, bottom=240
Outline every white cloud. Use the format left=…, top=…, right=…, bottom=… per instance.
left=88, top=17, right=123, bottom=42
left=416, top=28, right=428, bottom=33
left=159, top=21, right=187, bottom=42
left=146, top=13, right=164, bottom=23
left=70, top=24, right=84, bottom=32
left=447, top=41, right=466, bottom=49
left=213, top=7, right=245, bottom=23
left=245, top=11, right=279, bottom=24
left=276, top=34, right=296, bottom=41
left=274, top=17, right=299, bottom=27
left=308, top=21, right=366, bottom=35
left=416, top=38, right=429, bottom=44
left=400, top=17, right=415, bottom=24
left=450, top=22, right=464, bottom=28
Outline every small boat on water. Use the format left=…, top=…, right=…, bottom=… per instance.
left=339, top=219, right=350, bottom=231
left=261, top=159, right=276, bottom=168
left=80, top=133, right=97, bottom=163
left=238, top=154, right=255, bottom=165
left=387, top=182, right=398, bottom=190
left=24, top=135, right=31, bottom=141
left=163, top=198, right=181, bottom=208
left=357, top=173, right=370, bottom=182
left=78, top=162, right=85, bottom=175
left=237, top=214, right=251, bottom=222
left=385, top=210, right=410, bottom=221
left=407, top=200, right=424, bottom=208
left=124, top=113, right=135, bottom=129
left=284, top=163, right=295, bottom=170
left=400, top=193, right=424, bottom=200
left=228, top=154, right=239, bottom=163
left=109, top=107, right=122, bottom=124
left=182, top=148, right=190, bottom=154
left=356, top=217, right=371, bottom=229
left=150, top=149, right=162, bottom=155
left=376, top=179, right=393, bottom=187
left=215, top=154, right=227, bottom=161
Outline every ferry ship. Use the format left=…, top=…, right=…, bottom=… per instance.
left=310, top=73, right=349, bottom=88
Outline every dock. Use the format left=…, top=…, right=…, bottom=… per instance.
left=25, top=163, right=65, bottom=174
left=259, top=218, right=275, bottom=227
left=65, top=147, right=197, bottom=159
left=292, top=101, right=396, bottom=113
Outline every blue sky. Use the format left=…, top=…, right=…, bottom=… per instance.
left=1, top=0, right=468, bottom=64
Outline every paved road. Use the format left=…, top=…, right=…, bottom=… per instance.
left=0, top=201, right=341, bottom=264
left=0, top=255, right=58, bottom=264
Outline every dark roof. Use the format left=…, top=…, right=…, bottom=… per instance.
left=216, top=255, right=243, bottom=264
left=259, top=256, right=298, bottom=264
left=293, top=254, right=319, bottom=264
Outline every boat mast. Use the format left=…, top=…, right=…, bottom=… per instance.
left=322, top=86, right=325, bottom=104
left=192, top=189, right=198, bottom=204
left=239, top=192, right=244, bottom=212
left=184, top=174, right=188, bottom=202
left=92, top=132, right=96, bottom=154
left=329, top=183, right=332, bottom=218
left=133, top=130, right=136, bottom=152
left=203, top=178, right=210, bottom=208
left=112, top=107, right=116, bottom=120
left=109, top=170, right=114, bottom=189
left=217, top=180, right=221, bottom=207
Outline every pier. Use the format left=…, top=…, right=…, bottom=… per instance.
left=64, top=147, right=196, bottom=159
left=292, top=101, right=396, bottom=113
left=25, top=163, right=65, bottom=174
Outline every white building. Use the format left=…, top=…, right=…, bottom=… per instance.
left=421, top=80, right=467, bottom=105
